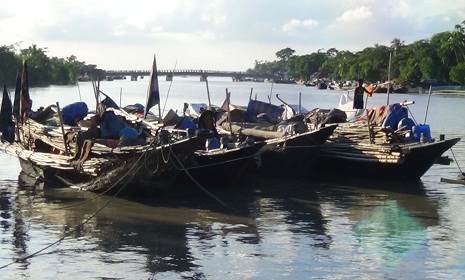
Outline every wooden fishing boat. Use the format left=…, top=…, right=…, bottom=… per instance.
left=313, top=101, right=461, bottom=182
left=164, top=108, right=267, bottom=185
left=0, top=106, right=203, bottom=191
left=1, top=132, right=201, bottom=192
left=318, top=134, right=460, bottom=181
left=209, top=98, right=337, bottom=176
left=0, top=59, right=203, bottom=194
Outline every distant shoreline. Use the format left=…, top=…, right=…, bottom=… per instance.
left=431, top=90, right=465, bottom=96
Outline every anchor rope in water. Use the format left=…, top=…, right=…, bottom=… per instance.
left=450, top=147, right=463, bottom=173
left=170, top=149, right=239, bottom=213
left=182, top=153, right=259, bottom=170
left=0, top=145, right=152, bottom=270
left=0, top=130, right=179, bottom=267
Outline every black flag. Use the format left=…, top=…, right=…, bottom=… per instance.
left=19, top=61, right=32, bottom=123
left=0, top=84, right=14, bottom=143
left=144, top=54, right=160, bottom=118
left=13, top=74, right=21, bottom=120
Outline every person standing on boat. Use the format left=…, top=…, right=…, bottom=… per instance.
left=353, top=79, right=374, bottom=109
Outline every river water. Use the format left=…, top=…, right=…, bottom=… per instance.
left=1, top=77, right=464, bottom=279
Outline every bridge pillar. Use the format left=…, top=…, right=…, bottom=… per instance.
left=166, top=74, right=173, bottom=81
left=200, top=74, right=208, bottom=82
left=131, top=75, right=138, bottom=81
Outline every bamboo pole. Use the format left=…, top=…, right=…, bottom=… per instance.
left=225, top=88, right=232, bottom=135
left=424, top=85, right=433, bottom=124
left=55, top=102, right=70, bottom=156
left=205, top=77, right=212, bottom=109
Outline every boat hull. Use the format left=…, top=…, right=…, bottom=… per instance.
left=18, top=158, right=93, bottom=187
left=72, top=136, right=202, bottom=194
left=317, top=138, right=461, bottom=181
left=2, top=136, right=202, bottom=194
left=179, top=141, right=266, bottom=185
left=255, top=125, right=337, bottom=176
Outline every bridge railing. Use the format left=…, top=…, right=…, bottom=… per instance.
left=106, top=69, right=248, bottom=75
left=104, top=69, right=276, bottom=80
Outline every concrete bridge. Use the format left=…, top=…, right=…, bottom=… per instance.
left=104, top=69, right=275, bottom=82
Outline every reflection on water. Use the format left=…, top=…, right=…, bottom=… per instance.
left=353, top=200, right=427, bottom=269
left=1, top=172, right=458, bottom=279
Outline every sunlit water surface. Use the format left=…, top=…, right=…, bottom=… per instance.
left=0, top=78, right=464, bottom=279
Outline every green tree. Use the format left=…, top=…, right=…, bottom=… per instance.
left=320, top=51, right=356, bottom=81
left=354, top=45, right=389, bottom=82
left=389, top=38, right=405, bottom=78
left=0, top=45, right=21, bottom=86
left=50, top=57, right=72, bottom=85
left=249, top=20, right=465, bottom=86
left=397, top=40, right=440, bottom=84
left=450, top=62, right=465, bottom=85
left=19, top=44, right=53, bottom=86
left=289, top=52, right=327, bottom=80
left=276, top=47, right=296, bottom=62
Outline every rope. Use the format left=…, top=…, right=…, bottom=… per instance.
left=160, top=143, right=172, bottom=164
left=450, top=147, right=463, bottom=173
left=142, top=147, right=160, bottom=175
left=0, top=163, right=138, bottom=270
left=161, top=60, right=178, bottom=117
left=277, top=145, right=319, bottom=149
left=171, top=149, right=238, bottom=212
left=52, top=137, right=161, bottom=210
left=406, top=107, right=419, bottom=125
left=184, top=153, right=259, bottom=170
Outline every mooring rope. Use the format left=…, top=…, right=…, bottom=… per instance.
left=0, top=163, right=144, bottom=270
left=183, top=153, right=258, bottom=170
left=171, top=150, right=238, bottom=212
left=0, top=136, right=165, bottom=270
left=406, top=106, right=419, bottom=125
left=450, top=147, right=463, bottom=173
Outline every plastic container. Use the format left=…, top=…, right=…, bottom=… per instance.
left=412, top=124, right=432, bottom=143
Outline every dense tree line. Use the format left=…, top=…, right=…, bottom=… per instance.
left=248, top=21, right=465, bottom=86
left=0, top=43, right=104, bottom=88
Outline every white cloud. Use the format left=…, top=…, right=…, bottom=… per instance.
left=336, top=6, right=373, bottom=23
left=200, top=0, right=228, bottom=24
left=1, top=0, right=465, bottom=70
left=282, top=19, right=318, bottom=35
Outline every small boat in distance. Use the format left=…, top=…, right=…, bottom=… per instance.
left=78, top=72, right=91, bottom=82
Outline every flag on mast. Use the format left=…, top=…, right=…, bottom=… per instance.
left=12, top=73, right=21, bottom=121
left=19, top=61, right=32, bottom=123
left=0, top=84, right=14, bottom=143
left=144, top=54, right=160, bottom=118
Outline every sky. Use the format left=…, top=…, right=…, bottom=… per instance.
left=1, top=0, right=465, bottom=72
